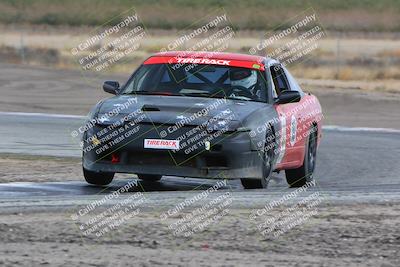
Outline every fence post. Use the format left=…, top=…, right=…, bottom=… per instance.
left=20, top=32, right=26, bottom=64
left=335, top=35, right=341, bottom=79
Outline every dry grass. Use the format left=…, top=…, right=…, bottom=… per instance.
left=0, top=0, right=400, bottom=31
left=378, top=49, right=400, bottom=58
left=1, top=25, right=399, bottom=90
left=292, top=66, right=400, bottom=82
left=336, top=68, right=354, bottom=81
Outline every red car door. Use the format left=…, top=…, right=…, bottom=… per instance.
left=270, top=65, right=307, bottom=170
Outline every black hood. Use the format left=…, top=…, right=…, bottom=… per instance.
left=97, top=95, right=273, bottom=128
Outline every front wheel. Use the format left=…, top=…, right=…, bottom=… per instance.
left=241, top=132, right=274, bottom=189
left=240, top=178, right=263, bottom=189
left=83, top=168, right=114, bottom=186
left=285, top=127, right=317, bottom=187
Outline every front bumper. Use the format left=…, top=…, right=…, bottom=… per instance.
left=82, top=123, right=264, bottom=179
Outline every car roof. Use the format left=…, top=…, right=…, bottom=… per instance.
left=151, top=51, right=266, bottom=63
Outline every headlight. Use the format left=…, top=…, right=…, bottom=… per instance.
left=236, top=126, right=251, bottom=132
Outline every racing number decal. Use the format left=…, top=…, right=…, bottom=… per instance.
left=275, top=111, right=297, bottom=164
left=276, top=115, right=286, bottom=164
left=290, top=115, right=297, bottom=146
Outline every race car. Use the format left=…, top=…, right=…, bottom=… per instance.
left=82, top=51, right=323, bottom=188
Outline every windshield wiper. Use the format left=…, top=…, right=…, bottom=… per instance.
left=126, top=91, right=229, bottom=99
left=126, top=91, right=180, bottom=96
left=181, top=92, right=227, bottom=98
left=181, top=92, right=212, bottom=97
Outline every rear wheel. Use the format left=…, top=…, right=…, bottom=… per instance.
left=137, top=174, right=162, bottom=181
left=285, top=127, right=317, bottom=187
left=241, top=132, right=274, bottom=189
left=83, top=168, right=114, bottom=186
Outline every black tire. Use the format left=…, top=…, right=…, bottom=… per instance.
left=240, top=178, right=263, bottom=189
left=83, top=168, right=114, bottom=186
left=241, top=132, right=274, bottom=189
left=285, top=127, right=317, bottom=187
left=137, top=174, right=162, bottom=181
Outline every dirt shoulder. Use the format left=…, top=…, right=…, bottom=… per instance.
left=0, top=154, right=81, bottom=183
left=1, top=63, right=400, bottom=129
left=0, top=153, right=133, bottom=183
left=0, top=203, right=399, bottom=267
left=306, top=85, right=400, bottom=129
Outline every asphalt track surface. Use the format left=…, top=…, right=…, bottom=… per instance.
left=0, top=112, right=400, bottom=208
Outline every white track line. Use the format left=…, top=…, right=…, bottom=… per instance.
left=0, top=111, right=399, bottom=134
left=323, top=125, right=400, bottom=134
left=0, top=111, right=86, bottom=119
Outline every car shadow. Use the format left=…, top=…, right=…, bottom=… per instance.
left=0, top=175, right=285, bottom=198
left=88, top=176, right=239, bottom=195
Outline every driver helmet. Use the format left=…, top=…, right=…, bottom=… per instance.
left=230, top=68, right=257, bottom=89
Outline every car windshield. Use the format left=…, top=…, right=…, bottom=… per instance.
left=122, top=63, right=267, bottom=102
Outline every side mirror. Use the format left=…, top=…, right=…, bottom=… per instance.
left=103, top=81, right=120, bottom=95
left=276, top=90, right=301, bottom=104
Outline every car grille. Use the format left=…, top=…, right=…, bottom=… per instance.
left=127, top=151, right=197, bottom=168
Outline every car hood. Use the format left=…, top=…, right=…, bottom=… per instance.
left=96, top=95, right=271, bottom=128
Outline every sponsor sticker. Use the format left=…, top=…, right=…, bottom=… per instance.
left=143, top=56, right=265, bottom=70
left=144, top=139, right=180, bottom=150
left=176, top=57, right=230, bottom=66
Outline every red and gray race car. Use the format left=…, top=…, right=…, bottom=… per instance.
left=82, top=51, right=323, bottom=188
